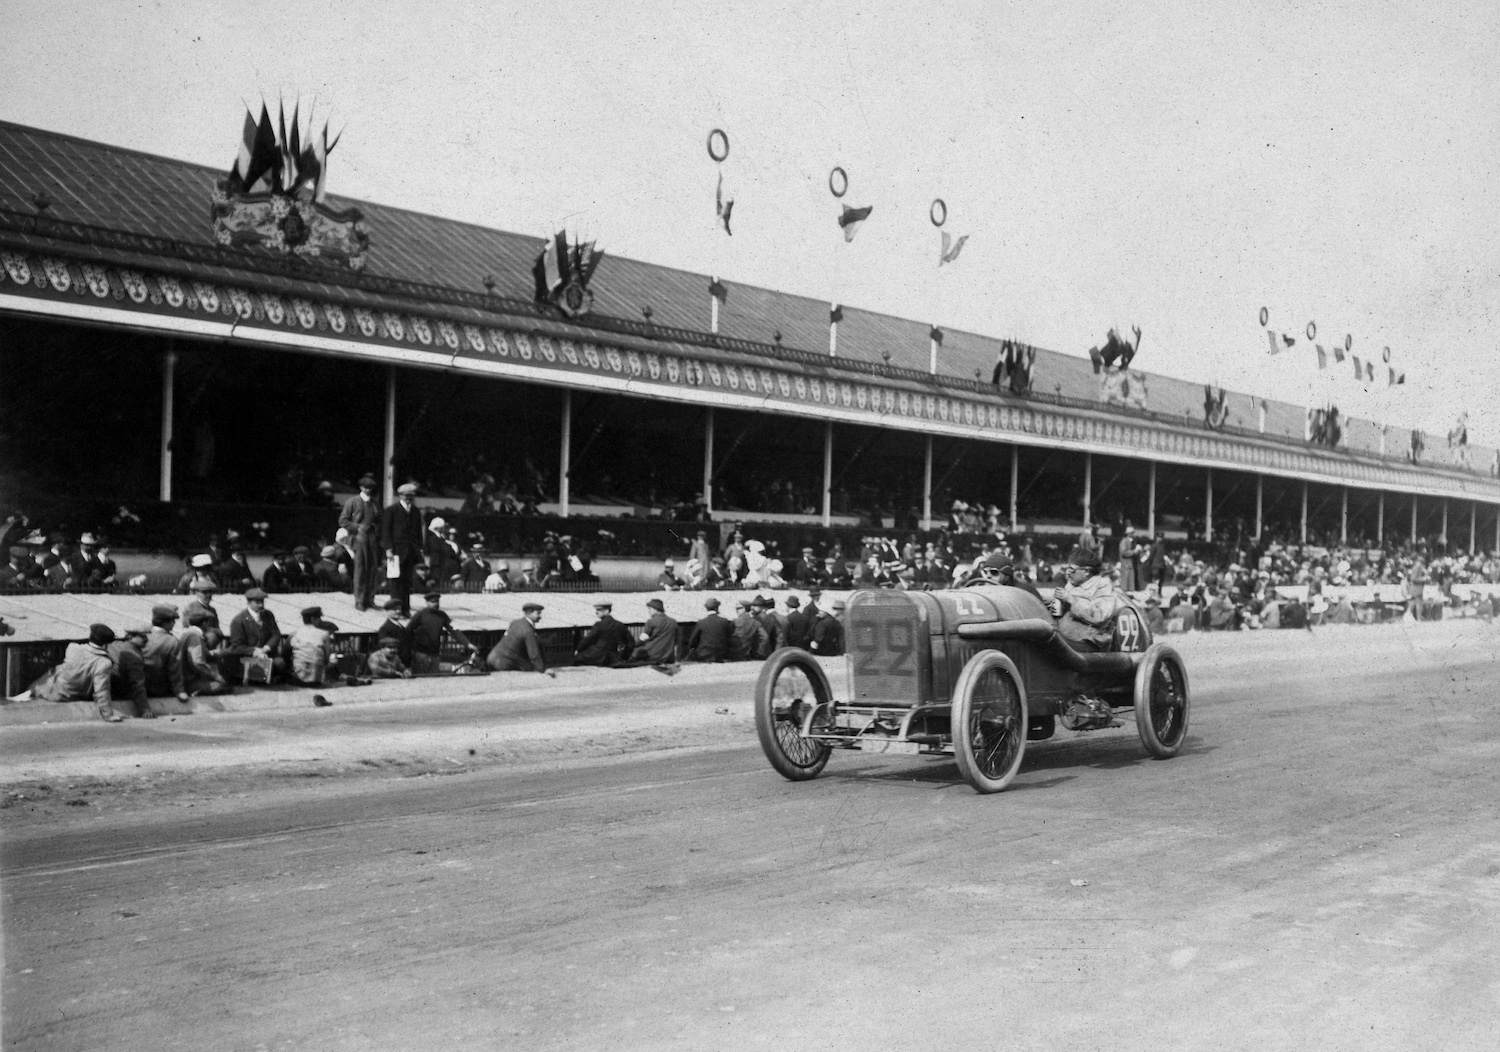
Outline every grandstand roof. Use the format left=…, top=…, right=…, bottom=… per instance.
left=1, top=119, right=1496, bottom=489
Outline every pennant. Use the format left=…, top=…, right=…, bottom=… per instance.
left=1448, top=412, right=1468, bottom=448
left=838, top=203, right=873, bottom=242
left=311, top=125, right=330, bottom=201
left=715, top=171, right=733, bottom=236
left=1281, top=333, right=1296, bottom=349
left=829, top=304, right=843, bottom=324
left=1351, top=355, right=1362, bottom=379
left=1388, top=368, right=1405, bottom=386
left=991, top=348, right=1008, bottom=386
left=230, top=109, right=256, bottom=188
left=1315, top=345, right=1328, bottom=369
left=242, top=104, right=280, bottom=194
left=1204, top=385, right=1228, bottom=430
left=1365, top=360, right=1375, bottom=382
left=1267, top=330, right=1282, bottom=356
left=1008, top=344, right=1036, bottom=396
left=1333, top=344, right=1345, bottom=363
left=287, top=103, right=302, bottom=191
left=939, top=231, right=969, bottom=266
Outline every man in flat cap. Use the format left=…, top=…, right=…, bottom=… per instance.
left=380, top=482, right=425, bottom=615
left=407, top=592, right=479, bottom=674
left=630, top=597, right=680, bottom=665
left=179, top=607, right=232, bottom=696
left=227, top=587, right=285, bottom=684
left=176, top=553, right=218, bottom=595
left=289, top=606, right=334, bottom=686
left=729, top=598, right=768, bottom=661
left=313, top=545, right=346, bottom=592
left=30, top=624, right=124, bottom=721
left=574, top=601, right=633, bottom=667
left=338, top=473, right=384, bottom=610
left=181, top=578, right=220, bottom=633
left=376, top=599, right=412, bottom=666
left=686, top=596, right=732, bottom=662
left=217, top=542, right=257, bottom=594
left=286, top=546, right=317, bottom=591
left=141, top=604, right=191, bottom=705
left=487, top=602, right=554, bottom=676
left=810, top=599, right=845, bottom=656
left=460, top=543, right=492, bottom=592
left=107, top=623, right=154, bottom=717
left=1049, top=546, right=1120, bottom=652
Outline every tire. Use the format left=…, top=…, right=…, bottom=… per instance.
left=951, top=650, right=1028, bottom=794
left=754, top=648, right=833, bottom=781
left=1134, top=642, right=1190, bottom=758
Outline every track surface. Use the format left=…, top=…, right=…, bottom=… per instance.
left=4, top=620, right=1500, bottom=1051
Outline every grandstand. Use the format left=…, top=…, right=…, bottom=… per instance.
left=3, top=118, right=1499, bottom=560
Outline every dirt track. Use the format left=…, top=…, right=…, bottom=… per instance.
left=4, top=619, right=1499, bottom=1051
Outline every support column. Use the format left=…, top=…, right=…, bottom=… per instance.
left=1257, top=400, right=1266, bottom=433
left=702, top=408, right=715, bottom=517
left=1254, top=474, right=1263, bottom=540
left=1377, top=491, right=1384, bottom=545
left=710, top=278, right=721, bottom=334
left=922, top=435, right=933, bottom=530
left=1470, top=501, right=1477, bottom=556
left=382, top=366, right=396, bottom=505
left=1340, top=487, right=1348, bottom=545
left=1008, top=444, right=1019, bottom=533
left=159, top=346, right=177, bottom=502
left=829, top=305, right=839, bottom=357
left=1205, top=467, right=1214, bottom=543
left=822, top=422, right=834, bottom=528
left=1300, top=481, right=1308, bottom=544
left=1411, top=495, right=1418, bottom=545
left=1494, top=504, right=1499, bottom=554
left=1440, top=499, right=1448, bottom=549
left=929, top=329, right=939, bottom=374
left=1082, top=452, right=1092, bottom=528
left=559, top=391, right=572, bottom=518
left=1147, top=461, right=1157, bottom=536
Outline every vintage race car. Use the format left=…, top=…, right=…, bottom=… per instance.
left=754, top=583, right=1191, bottom=793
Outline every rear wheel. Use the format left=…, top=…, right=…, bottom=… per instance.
left=1134, top=642, right=1190, bottom=758
left=951, top=650, right=1028, bottom=794
left=754, top=648, right=833, bottom=781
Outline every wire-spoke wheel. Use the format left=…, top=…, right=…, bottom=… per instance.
left=951, top=650, right=1028, bottom=794
left=754, top=648, right=833, bottom=781
left=1134, top=642, right=1190, bottom=758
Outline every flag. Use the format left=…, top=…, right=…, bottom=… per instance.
left=1267, top=330, right=1282, bottom=356
left=829, top=304, right=843, bottom=324
left=1333, top=344, right=1345, bottom=363
left=715, top=171, right=733, bottom=236
left=1448, top=412, right=1468, bottom=447
left=242, top=103, right=280, bottom=194
left=1204, top=385, right=1228, bottom=430
left=1389, top=368, right=1405, bottom=386
left=287, top=103, right=302, bottom=191
left=1365, top=360, right=1375, bottom=382
left=1089, top=345, right=1104, bottom=374
left=838, top=203, right=872, bottom=242
left=1316, top=345, right=1328, bottom=369
left=1102, top=369, right=1148, bottom=410
left=929, top=326, right=944, bottom=346
left=1352, top=355, right=1362, bottom=379
left=277, top=102, right=295, bottom=192
left=939, top=231, right=969, bottom=266
left=230, top=108, right=256, bottom=188
left=578, top=240, right=603, bottom=284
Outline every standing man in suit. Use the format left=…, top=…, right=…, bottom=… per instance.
left=379, top=482, right=425, bottom=616
left=339, top=474, right=383, bottom=610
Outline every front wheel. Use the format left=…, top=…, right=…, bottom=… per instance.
left=754, top=648, right=833, bottom=781
left=951, top=650, right=1028, bottom=794
left=1134, top=642, right=1190, bottom=758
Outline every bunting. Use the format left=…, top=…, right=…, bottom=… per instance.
left=838, top=203, right=873, bottom=242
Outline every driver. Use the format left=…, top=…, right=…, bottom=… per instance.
left=962, top=551, right=1044, bottom=602
left=1048, top=546, right=1119, bottom=652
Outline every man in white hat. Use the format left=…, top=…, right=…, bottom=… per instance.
left=175, top=553, right=218, bottom=594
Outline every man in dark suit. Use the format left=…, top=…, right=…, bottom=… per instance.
left=685, top=597, right=733, bottom=662
left=784, top=595, right=813, bottom=649
left=339, top=474, right=383, bottom=610
left=487, top=603, right=555, bottom=676
left=574, top=601, right=633, bottom=666
left=379, top=482, right=425, bottom=615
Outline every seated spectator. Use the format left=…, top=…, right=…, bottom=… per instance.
left=107, top=623, right=154, bottom=718
left=406, top=592, right=479, bottom=673
left=260, top=550, right=294, bottom=593
left=286, top=546, right=317, bottom=590
left=179, top=611, right=233, bottom=696
left=288, top=606, right=334, bottom=686
left=175, top=553, right=218, bottom=594
left=142, top=604, right=192, bottom=704
left=182, top=579, right=221, bottom=632
left=1207, top=589, right=1237, bottom=631
left=574, top=601, right=634, bottom=667
left=313, top=545, right=347, bottom=591
left=79, top=534, right=117, bottom=590
left=29, top=623, right=125, bottom=721
left=43, top=539, right=88, bottom=590
left=729, top=599, right=768, bottom=661
left=368, top=638, right=414, bottom=678
left=487, top=603, right=555, bottom=676
left=332, top=529, right=357, bottom=580
left=484, top=560, right=513, bottom=593
left=657, top=559, right=685, bottom=591
left=424, top=517, right=461, bottom=591
left=4, top=545, right=40, bottom=590
left=460, top=544, right=491, bottom=591
left=376, top=600, right=412, bottom=666
left=218, top=544, right=257, bottom=593
left=631, top=598, right=680, bottom=665
left=686, top=597, right=732, bottom=662
left=226, top=587, right=286, bottom=683
left=1142, top=595, right=1167, bottom=635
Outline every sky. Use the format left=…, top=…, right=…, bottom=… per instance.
left=6, top=0, right=1498, bottom=444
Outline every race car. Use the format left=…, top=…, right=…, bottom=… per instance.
left=753, top=582, right=1191, bottom=793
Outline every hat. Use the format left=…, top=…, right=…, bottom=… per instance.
left=88, top=623, right=115, bottom=646
left=1066, top=546, right=1102, bottom=570
left=752, top=595, right=771, bottom=608
left=646, top=598, right=665, bottom=611
left=704, top=597, right=720, bottom=610
left=1125, top=526, right=1135, bottom=535
left=292, top=545, right=310, bottom=556
left=593, top=601, right=613, bottom=611
left=381, top=599, right=405, bottom=612
left=191, top=580, right=217, bottom=593
left=320, top=545, right=339, bottom=559
left=79, top=532, right=98, bottom=545
left=736, top=599, right=752, bottom=610
left=301, top=606, right=323, bottom=619
left=785, top=596, right=801, bottom=608
left=522, top=602, right=544, bottom=613
left=151, top=604, right=178, bottom=622
left=397, top=482, right=419, bottom=496
left=423, top=591, right=442, bottom=601
left=190, top=554, right=214, bottom=568
left=184, top=607, right=217, bottom=628
left=123, top=623, right=152, bottom=638
left=359, top=474, right=377, bottom=488
left=470, top=542, right=485, bottom=552
left=832, top=599, right=847, bottom=612
left=244, top=587, right=267, bottom=601
left=808, top=586, right=823, bottom=597
left=335, top=527, right=350, bottom=542
left=663, top=558, right=675, bottom=567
